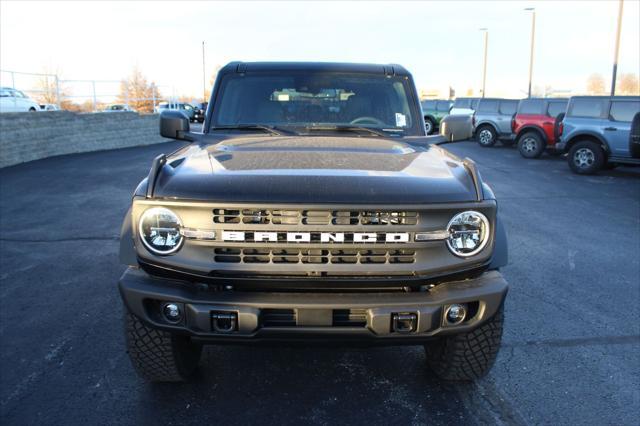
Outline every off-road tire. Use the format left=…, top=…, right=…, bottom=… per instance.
left=425, top=306, right=504, bottom=381
left=518, top=131, right=546, bottom=158
left=125, top=312, right=202, bottom=382
left=424, top=117, right=435, bottom=135
left=568, top=140, right=605, bottom=175
left=476, top=125, right=497, bottom=147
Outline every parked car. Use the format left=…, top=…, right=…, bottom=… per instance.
left=556, top=96, right=640, bottom=174
left=118, top=61, right=509, bottom=383
left=513, top=98, right=568, bottom=158
left=40, top=104, right=59, bottom=111
left=421, top=99, right=452, bottom=134
left=449, top=97, right=480, bottom=116
left=0, top=87, right=40, bottom=112
left=103, top=104, right=135, bottom=112
left=193, top=102, right=207, bottom=123
left=473, top=98, right=519, bottom=147
left=156, top=102, right=198, bottom=122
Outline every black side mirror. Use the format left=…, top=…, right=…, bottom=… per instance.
left=160, top=110, right=191, bottom=140
left=440, top=115, right=474, bottom=142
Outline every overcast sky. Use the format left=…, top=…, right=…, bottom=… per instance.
left=1, top=0, right=638, bottom=99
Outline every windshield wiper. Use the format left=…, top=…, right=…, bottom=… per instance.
left=304, top=125, right=392, bottom=138
left=211, top=125, right=286, bottom=136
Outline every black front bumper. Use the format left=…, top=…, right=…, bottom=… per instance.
left=119, top=268, right=508, bottom=344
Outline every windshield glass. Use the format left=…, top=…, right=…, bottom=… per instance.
left=211, top=72, right=420, bottom=134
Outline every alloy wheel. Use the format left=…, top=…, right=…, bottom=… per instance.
left=574, top=147, right=595, bottom=169
left=479, top=129, right=493, bottom=145
left=522, top=137, right=537, bottom=153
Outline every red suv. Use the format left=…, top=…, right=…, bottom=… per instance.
left=512, top=98, right=568, bottom=158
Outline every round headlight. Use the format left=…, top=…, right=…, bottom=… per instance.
left=446, top=211, right=490, bottom=257
left=138, top=207, right=183, bottom=255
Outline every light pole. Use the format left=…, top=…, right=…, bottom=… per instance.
left=479, top=28, right=488, bottom=98
left=525, top=7, right=536, bottom=98
left=202, top=41, right=207, bottom=103
left=611, top=0, right=624, bottom=96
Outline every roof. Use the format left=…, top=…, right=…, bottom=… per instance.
left=569, top=95, right=640, bottom=100
left=519, top=98, right=569, bottom=101
left=219, top=61, right=411, bottom=76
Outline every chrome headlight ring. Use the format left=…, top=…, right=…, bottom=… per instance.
left=446, top=211, right=490, bottom=258
left=138, top=207, right=184, bottom=255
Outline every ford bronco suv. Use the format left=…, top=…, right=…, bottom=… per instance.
left=556, top=96, right=640, bottom=174
left=473, top=98, right=519, bottom=147
left=513, top=98, right=568, bottom=158
left=118, top=62, right=509, bottom=382
left=421, top=99, right=453, bottom=135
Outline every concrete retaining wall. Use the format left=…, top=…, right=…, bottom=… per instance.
left=0, top=111, right=171, bottom=168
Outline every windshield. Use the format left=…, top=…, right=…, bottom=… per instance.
left=211, top=72, right=421, bottom=135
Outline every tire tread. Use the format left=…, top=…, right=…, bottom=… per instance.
left=425, top=307, right=504, bottom=381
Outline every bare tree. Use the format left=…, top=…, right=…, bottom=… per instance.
left=33, top=68, right=69, bottom=106
left=118, top=67, right=158, bottom=113
left=586, top=73, right=606, bottom=95
left=617, top=73, right=640, bottom=95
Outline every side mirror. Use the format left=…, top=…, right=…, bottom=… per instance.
left=439, top=114, right=473, bottom=142
left=160, top=110, right=191, bottom=140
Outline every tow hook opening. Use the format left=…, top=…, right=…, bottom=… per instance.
left=211, top=312, right=238, bottom=333
left=391, top=312, right=418, bottom=333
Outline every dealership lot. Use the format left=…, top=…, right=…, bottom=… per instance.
left=0, top=141, right=638, bottom=425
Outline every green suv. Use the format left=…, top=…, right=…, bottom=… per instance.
left=421, top=99, right=453, bottom=134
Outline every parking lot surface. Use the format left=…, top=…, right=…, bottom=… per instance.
left=1, top=141, right=638, bottom=425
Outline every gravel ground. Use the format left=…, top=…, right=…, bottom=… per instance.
left=1, top=139, right=638, bottom=425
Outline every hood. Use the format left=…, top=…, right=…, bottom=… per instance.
left=152, top=134, right=478, bottom=204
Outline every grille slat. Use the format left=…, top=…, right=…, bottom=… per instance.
left=213, top=209, right=418, bottom=226
left=214, top=247, right=416, bottom=264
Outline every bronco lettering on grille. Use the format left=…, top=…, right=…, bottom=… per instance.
left=221, top=231, right=410, bottom=243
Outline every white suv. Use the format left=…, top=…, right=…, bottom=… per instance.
left=0, top=87, right=41, bottom=112
left=450, top=97, right=480, bottom=116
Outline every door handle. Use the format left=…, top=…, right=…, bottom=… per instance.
left=604, top=127, right=617, bottom=131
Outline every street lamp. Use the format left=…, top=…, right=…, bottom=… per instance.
left=479, top=28, right=488, bottom=98
left=611, top=0, right=624, bottom=96
left=202, top=41, right=207, bottom=103
left=525, top=7, right=536, bottom=98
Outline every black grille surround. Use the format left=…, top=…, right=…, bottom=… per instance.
left=132, top=201, right=498, bottom=284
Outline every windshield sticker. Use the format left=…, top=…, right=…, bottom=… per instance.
left=395, top=113, right=407, bottom=127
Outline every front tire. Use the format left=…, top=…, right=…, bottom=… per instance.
left=424, top=117, right=435, bottom=135
left=476, top=125, right=497, bottom=147
left=518, top=131, right=546, bottom=158
left=425, top=306, right=504, bottom=381
left=568, top=140, right=605, bottom=175
left=125, top=312, right=202, bottom=382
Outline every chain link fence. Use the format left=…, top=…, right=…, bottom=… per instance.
left=0, top=69, right=181, bottom=113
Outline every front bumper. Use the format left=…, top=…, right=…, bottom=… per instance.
left=119, top=268, right=508, bottom=344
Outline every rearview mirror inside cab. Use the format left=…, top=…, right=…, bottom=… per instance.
left=440, top=115, right=473, bottom=142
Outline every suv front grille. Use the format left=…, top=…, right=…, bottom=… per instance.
left=214, top=247, right=416, bottom=264
left=213, top=209, right=418, bottom=226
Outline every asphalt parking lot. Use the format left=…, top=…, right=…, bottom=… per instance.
left=1, top=139, right=638, bottom=425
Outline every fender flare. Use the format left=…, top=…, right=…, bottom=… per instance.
left=475, top=121, right=499, bottom=135
left=516, top=125, right=548, bottom=143
left=119, top=207, right=137, bottom=266
left=489, top=215, right=508, bottom=270
left=423, top=114, right=437, bottom=123
left=565, top=131, right=610, bottom=154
